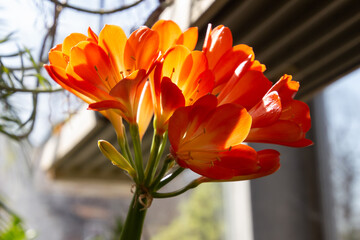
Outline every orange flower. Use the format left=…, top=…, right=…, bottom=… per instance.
left=150, top=46, right=214, bottom=135
left=202, top=24, right=265, bottom=94
left=44, top=25, right=159, bottom=138
left=168, top=95, right=280, bottom=180
left=203, top=24, right=312, bottom=147
left=246, top=75, right=312, bottom=147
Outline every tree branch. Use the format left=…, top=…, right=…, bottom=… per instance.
left=47, top=0, right=144, bottom=15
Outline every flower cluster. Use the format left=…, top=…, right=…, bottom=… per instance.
left=45, top=20, right=312, bottom=183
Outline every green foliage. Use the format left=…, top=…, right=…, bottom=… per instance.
left=0, top=215, right=26, bottom=240
left=0, top=200, right=28, bottom=240
left=152, top=183, right=224, bottom=240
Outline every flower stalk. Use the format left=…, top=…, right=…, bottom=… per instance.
left=119, top=187, right=149, bottom=240
left=129, top=124, right=145, bottom=182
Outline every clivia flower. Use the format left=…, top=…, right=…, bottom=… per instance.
left=44, top=25, right=159, bottom=138
left=202, top=24, right=312, bottom=148
left=168, top=94, right=280, bottom=180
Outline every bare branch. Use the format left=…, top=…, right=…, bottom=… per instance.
left=145, top=0, right=174, bottom=27
left=0, top=84, right=63, bottom=93
left=47, top=0, right=144, bottom=15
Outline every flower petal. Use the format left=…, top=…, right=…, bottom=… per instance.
left=280, top=99, right=311, bottom=132
left=48, top=44, right=68, bottom=68
left=109, top=69, right=147, bottom=122
left=98, top=24, right=128, bottom=75
left=137, top=82, right=153, bottom=139
left=62, top=33, right=87, bottom=56
left=269, top=74, right=299, bottom=103
left=162, top=45, right=190, bottom=84
left=229, top=149, right=280, bottom=181
left=246, top=120, right=313, bottom=147
left=203, top=25, right=233, bottom=69
left=70, top=41, right=118, bottom=91
left=124, top=27, right=159, bottom=73
left=181, top=144, right=259, bottom=180
left=88, top=100, right=126, bottom=113
left=180, top=103, right=252, bottom=151
left=156, top=77, right=185, bottom=134
left=176, top=27, right=198, bottom=51
left=212, top=44, right=255, bottom=89
left=152, top=20, right=182, bottom=53
left=218, top=70, right=272, bottom=109
left=248, top=91, right=282, bottom=128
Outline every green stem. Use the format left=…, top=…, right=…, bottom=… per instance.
left=155, top=167, right=185, bottom=190
left=129, top=124, right=144, bottom=182
left=152, top=131, right=168, bottom=176
left=119, top=188, right=148, bottom=240
left=152, top=178, right=204, bottom=198
left=144, top=132, right=163, bottom=186
left=150, top=155, right=174, bottom=188
left=118, top=135, right=134, bottom=168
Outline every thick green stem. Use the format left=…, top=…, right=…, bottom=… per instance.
left=129, top=124, right=144, bottom=182
left=144, top=133, right=163, bottom=185
left=119, top=188, right=148, bottom=240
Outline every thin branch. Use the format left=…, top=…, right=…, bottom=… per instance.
left=39, top=1, right=62, bottom=63
left=0, top=84, right=63, bottom=93
left=47, top=0, right=144, bottom=15
left=144, top=0, right=174, bottom=27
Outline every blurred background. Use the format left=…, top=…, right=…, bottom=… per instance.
left=0, top=0, right=359, bottom=239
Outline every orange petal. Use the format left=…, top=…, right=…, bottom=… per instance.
left=161, top=77, right=185, bottom=115
left=70, top=41, right=118, bottom=91
left=151, top=20, right=182, bottom=53
left=62, top=33, right=87, bottom=56
left=177, top=51, right=214, bottom=105
left=87, top=27, right=99, bottom=42
left=46, top=65, right=98, bottom=103
left=181, top=103, right=251, bottom=150
left=88, top=100, right=127, bottom=114
left=269, top=74, right=299, bottom=103
left=124, top=27, right=159, bottom=72
left=184, top=69, right=215, bottom=106
left=280, top=99, right=311, bottom=132
left=168, top=95, right=218, bottom=149
left=162, top=45, right=190, bottom=85
left=212, top=44, right=254, bottom=88
left=203, top=25, right=233, bottom=69
left=156, top=77, right=185, bottom=134
left=176, top=27, right=198, bottom=51
left=230, top=149, right=280, bottom=181
left=168, top=106, right=191, bottom=151
left=109, top=69, right=147, bottom=121
left=250, top=60, right=266, bottom=72
left=48, top=48, right=68, bottom=69
left=137, top=82, right=153, bottom=139
left=216, top=144, right=259, bottom=174
left=98, top=24, right=128, bottom=76
left=248, top=91, right=282, bottom=128
left=182, top=144, right=258, bottom=180
left=246, top=120, right=313, bottom=147
left=218, top=70, right=272, bottom=109
left=185, top=94, right=218, bottom=137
